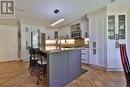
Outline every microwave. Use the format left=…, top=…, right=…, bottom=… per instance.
left=71, top=30, right=81, bottom=38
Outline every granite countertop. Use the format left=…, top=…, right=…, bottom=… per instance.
left=44, top=48, right=82, bottom=54
left=41, top=47, right=89, bottom=54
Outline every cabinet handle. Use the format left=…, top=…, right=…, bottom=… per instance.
left=115, top=41, right=119, bottom=48
left=93, top=49, right=96, bottom=55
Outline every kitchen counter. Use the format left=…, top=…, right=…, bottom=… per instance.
left=46, top=48, right=82, bottom=53
left=47, top=49, right=82, bottom=87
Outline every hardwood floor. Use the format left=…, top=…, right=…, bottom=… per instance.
left=0, top=61, right=48, bottom=87
left=66, top=65, right=126, bottom=87
left=0, top=61, right=126, bottom=87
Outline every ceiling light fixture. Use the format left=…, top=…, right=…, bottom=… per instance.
left=54, top=9, right=59, bottom=14
left=51, top=19, right=65, bottom=26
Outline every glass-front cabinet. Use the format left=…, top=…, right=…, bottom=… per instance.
left=108, top=15, right=115, bottom=39
left=118, top=15, right=126, bottom=39
left=108, top=14, right=126, bottom=40
left=107, top=13, right=127, bottom=70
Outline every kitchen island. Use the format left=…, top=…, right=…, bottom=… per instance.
left=47, top=49, right=82, bottom=87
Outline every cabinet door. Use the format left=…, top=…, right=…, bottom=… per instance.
left=107, top=14, right=126, bottom=70
left=118, top=15, right=126, bottom=39
left=107, top=15, right=117, bottom=68
left=108, top=15, right=115, bottom=39
left=117, top=15, right=126, bottom=68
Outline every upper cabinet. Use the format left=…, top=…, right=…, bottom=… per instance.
left=71, top=23, right=82, bottom=38
left=58, top=15, right=89, bottom=39
left=107, top=14, right=126, bottom=40
left=70, top=18, right=89, bottom=39
left=118, top=15, right=126, bottom=39
left=108, top=15, right=115, bottom=39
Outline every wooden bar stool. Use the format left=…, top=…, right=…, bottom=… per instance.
left=27, top=46, right=38, bottom=74
left=120, top=44, right=130, bottom=87
left=34, top=48, right=47, bottom=85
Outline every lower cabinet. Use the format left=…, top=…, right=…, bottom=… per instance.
left=48, top=50, right=81, bottom=87
left=81, top=48, right=89, bottom=64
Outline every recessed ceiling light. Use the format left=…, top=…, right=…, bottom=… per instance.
left=51, top=19, right=65, bottom=26
left=54, top=9, right=59, bottom=14
left=111, top=0, right=115, bottom=2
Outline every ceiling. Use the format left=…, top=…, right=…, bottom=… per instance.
left=15, top=0, right=111, bottom=28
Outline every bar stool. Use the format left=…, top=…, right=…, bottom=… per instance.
left=120, top=44, right=130, bottom=87
left=27, top=46, right=38, bottom=74
left=34, top=48, right=47, bottom=85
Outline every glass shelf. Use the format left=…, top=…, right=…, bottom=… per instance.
left=108, top=15, right=115, bottom=39
left=118, top=15, right=125, bottom=39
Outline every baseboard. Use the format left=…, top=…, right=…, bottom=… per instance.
left=0, top=60, right=22, bottom=63
left=106, top=68, right=123, bottom=71
left=88, top=64, right=124, bottom=72
left=89, top=64, right=106, bottom=70
left=17, top=58, right=23, bottom=61
left=22, top=58, right=29, bottom=62
left=82, top=63, right=90, bottom=66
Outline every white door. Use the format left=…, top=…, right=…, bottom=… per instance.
left=0, top=25, right=18, bottom=62
left=107, top=13, right=127, bottom=70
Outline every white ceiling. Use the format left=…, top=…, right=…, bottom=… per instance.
left=15, top=0, right=111, bottom=28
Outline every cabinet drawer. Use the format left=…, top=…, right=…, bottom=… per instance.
left=81, top=55, right=88, bottom=59
left=82, top=59, right=87, bottom=61
left=81, top=53, right=88, bottom=55
left=81, top=51, right=87, bottom=53
left=81, top=58, right=89, bottom=64
left=81, top=49, right=88, bottom=53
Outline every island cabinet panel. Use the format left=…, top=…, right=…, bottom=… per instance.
left=68, top=50, right=81, bottom=80
left=48, top=52, right=69, bottom=87
left=48, top=49, right=81, bottom=87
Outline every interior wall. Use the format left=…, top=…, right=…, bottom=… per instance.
left=20, top=22, right=59, bottom=60
left=0, top=16, right=58, bottom=60
left=58, top=25, right=71, bottom=39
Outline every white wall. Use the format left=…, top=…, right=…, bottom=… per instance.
left=44, top=28, right=59, bottom=40
left=0, top=17, right=59, bottom=60
left=58, top=25, right=71, bottom=39
left=20, top=22, right=59, bottom=60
